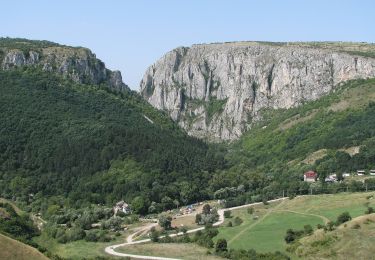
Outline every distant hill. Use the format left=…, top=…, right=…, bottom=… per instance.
left=0, top=234, right=49, bottom=260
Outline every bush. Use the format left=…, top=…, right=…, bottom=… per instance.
left=150, top=227, right=159, bottom=242
left=85, top=230, right=98, bottom=242
left=317, top=224, right=324, bottom=229
left=247, top=207, right=254, bottom=215
left=234, top=216, right=243, bottom=226
left=325, top=221, right=335, bottom=231
left=365, top=207, right=374, bottom=214
left=336, top=212, right=352, bottom=225
left=215, top=238, right=228, bottom=253
left=227, top=221, right=233, bottom=227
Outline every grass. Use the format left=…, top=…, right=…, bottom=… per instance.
left=0, top=234, right=49, bottom=260
left=117, top=243, right=221, bottom=260
left=33, top=232, right=122, bottom=259
left=214, top=192, right=375, bottom=256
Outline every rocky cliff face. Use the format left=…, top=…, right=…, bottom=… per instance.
left=140, top=42, right=375, bottom=141
left=0, top=43, right=128, bottom=91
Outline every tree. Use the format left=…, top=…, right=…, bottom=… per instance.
left=158, top=214, right=172, bottom=230
left=202, top=204, right=211, bottom=215
left=215, top=238, right=228, bottom=253
left=131, top=196, right=149, bottom=215
left=149, top=227, right=159, bottom=242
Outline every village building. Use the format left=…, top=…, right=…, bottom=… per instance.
left=357, top=170, right=366, bottom=176
left=113, top=200, right=131, bottom=215
left=304, top=171, right=317, bottom=182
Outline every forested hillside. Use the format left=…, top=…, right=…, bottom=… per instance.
left=0, top=68, right=226, bottom=212
left=209, top=78, right=375, bottom=207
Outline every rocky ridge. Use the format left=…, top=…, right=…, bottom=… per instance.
left=0, top=39, right=128, bottom=91
left=140, top=42, right=375, bottom=141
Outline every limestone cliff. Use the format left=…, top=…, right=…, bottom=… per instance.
left=140, top=42, right=375, bottom=141
left=0, top=39, right=128, bottom=91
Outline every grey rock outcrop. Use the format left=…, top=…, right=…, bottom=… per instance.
left=140, top=42, right=375, bottom=141
left=1, top=46, right=128, bottom=90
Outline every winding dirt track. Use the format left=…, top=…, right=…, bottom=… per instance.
left=105, top=197, right=288, bottom=260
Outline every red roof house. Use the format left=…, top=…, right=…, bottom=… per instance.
left=304, top=171, right=317, bottom=182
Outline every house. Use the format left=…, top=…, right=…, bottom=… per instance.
left=370, top=170, right=375, bottom=176
left=114, top=201, right=131, bottom=215
left=357, top=170, right=366, bottom=176
left=304, top=171, right=318, bottom=182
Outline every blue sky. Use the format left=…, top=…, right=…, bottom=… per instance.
left=1, top=0, right=374, bottom=89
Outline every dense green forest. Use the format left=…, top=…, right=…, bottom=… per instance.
left=0, top=68, right=226, bottom=213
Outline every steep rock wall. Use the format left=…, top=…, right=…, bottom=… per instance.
left=140, top=42, right=375, bottom=141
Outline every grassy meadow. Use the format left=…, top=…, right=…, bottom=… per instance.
left=214, top=192, right=375, bottom=255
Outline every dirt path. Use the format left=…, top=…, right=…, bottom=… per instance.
left=105, top=197, right=288, bottom=259
left=276, top=209, right=330, bottom=224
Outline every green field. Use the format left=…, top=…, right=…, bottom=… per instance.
left=214, top=192, right=375, bottom=255
left=33, top=233, right=120, bottom=259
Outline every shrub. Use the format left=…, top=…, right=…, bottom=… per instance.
left=247, top=207, right=254, bottom=215
left=365, top=207, right=374, bottom=214
left=234, top=216, right=243, bottom=226
left=317, top=224, right=324, bottom=229
left=150, top=227, right=159, bottom=242
left=227, top=221, right=232, bottom=227
left=325, top=221, right=335, bottom=231
left=336, top=212, right=352, bottom=225
left=215, top=238, right=228, bottom=253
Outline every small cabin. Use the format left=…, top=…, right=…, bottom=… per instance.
left=304, top=171, right=317, bottom=182
left=357, top=170, right=366, bottom=176
left=370, top=170, right=375, bottom=176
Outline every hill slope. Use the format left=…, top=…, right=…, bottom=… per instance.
left=0, top=234, right=49, bottom=260
left=0, top=67, right=225, bottom=211
left=207, top=78, right=375, bottom=205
